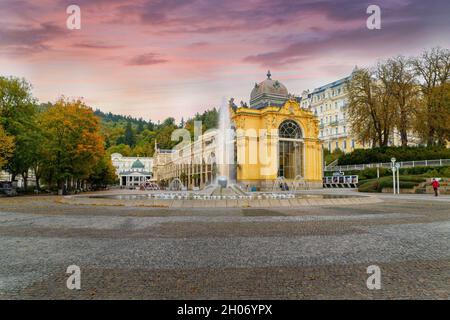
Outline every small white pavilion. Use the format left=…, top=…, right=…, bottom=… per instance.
left=111, top=153, right=153, bottom=188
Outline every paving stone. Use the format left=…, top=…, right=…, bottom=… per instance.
left=0, top=195, right=449, bottom=299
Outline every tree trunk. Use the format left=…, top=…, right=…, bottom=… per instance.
left=400, top=130, right=408, bottom=147
left=58, top=179, right=64, bottom=195
left=35, top=176, right=41, bottom=192
left=22, top=172, right=28, bottom=191
left=427, top=127, right=435, bottom=146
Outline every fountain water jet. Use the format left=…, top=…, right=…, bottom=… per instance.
left=210, top=98, right=240, bottom=196
left=216, top=97, right=235, bottom=184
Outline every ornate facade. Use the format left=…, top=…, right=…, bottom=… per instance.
left=152, top=72, right=323, bottom=190
left=232, top=95, right=323, bottom=189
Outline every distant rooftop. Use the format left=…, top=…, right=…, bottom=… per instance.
left=311, top=76, right=351, bottom=94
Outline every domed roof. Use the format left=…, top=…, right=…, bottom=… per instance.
left=131, top=159, right=145, bottom=169
left=250, top=71, right=289, bottom=109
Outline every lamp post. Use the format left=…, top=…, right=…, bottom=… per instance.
left=395, top=163, right=400, bottom=194
left=391, top=157, right=396, bottom=195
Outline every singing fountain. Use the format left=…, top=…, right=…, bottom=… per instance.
left=209, top=98, right=242, bottom=197
left=73, top=97, right=372, bottom=206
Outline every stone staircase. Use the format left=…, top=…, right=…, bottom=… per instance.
left=415, top=178, right=450, bottom=195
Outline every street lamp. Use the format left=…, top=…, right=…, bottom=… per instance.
left=395, top=163, right=401, bottom=194
left=391, top=157, right=396, bottom=195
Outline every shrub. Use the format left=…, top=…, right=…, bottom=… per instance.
left=338, top=146, right=450, bottom=165
left=439, top=167, right=450, bottom=177
left=357, top=175, right=425, bottom=192
left=358, top=179, right=378, bottom=192
left=378, top=179, right=418, bottom=191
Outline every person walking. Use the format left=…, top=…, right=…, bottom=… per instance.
left=431, top=178, right=440, bottom=197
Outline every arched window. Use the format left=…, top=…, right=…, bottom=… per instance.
left=279, top=120, right=302, bottom=139
left=278, top=120, right=303, bottom=179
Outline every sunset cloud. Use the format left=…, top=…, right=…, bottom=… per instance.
left=126, top=53, right=168, bottom=66
left=0, top=0, right=448, bottom=121
left=0, top=23, right=65, bottom=54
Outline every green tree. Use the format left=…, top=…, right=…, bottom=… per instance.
left=0, top=76, right=38, bottom=187
left=88, top=155, right=117, bottom=188
left=123, top=121, right=136, bottom=147
left=136, top=121, right=144, bottom=134
left=107, top=144, right=132, bottom=156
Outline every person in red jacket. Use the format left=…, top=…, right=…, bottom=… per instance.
left=431, top=179, right=440, bottom=197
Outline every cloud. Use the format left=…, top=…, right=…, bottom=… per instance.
left=242, top=13, right=441, bottom=67
left=72, top=42, right=124, bottom=50
left=0, top=22, right=65, bottom=54
left=125, top=53, right=168, bottom=66
left=186, top=41, right=210, bottom=48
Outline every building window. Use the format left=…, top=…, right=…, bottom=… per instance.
left=343, top=140, right=347, bottom=150
left=335, top=127, right=338, bottom=135
left=343, top=126, right=346, bottom=133
left=279, top=120, right=302, bottom=139
left=335, top=141, right=339, bottom=149
left=278, top=121, right=303, bottom=179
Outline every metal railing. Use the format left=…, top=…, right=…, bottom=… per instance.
left=324, top=159, right=450, bottom=172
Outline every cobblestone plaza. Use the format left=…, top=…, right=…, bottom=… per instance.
left=1, top=191, right=449, bottom=299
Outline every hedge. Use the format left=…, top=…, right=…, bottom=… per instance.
left=358, top=176, right=426, bottom=193
left=338, top=146, right=450, bottom=165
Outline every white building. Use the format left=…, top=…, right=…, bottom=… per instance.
left=299, top=74, right=420, bottom=153
left=299, top=76, right=359, bottom=153
left=110, top=153, right=153, bottom=188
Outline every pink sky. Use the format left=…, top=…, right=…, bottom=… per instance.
left=1, top=0, right=449, bottom=121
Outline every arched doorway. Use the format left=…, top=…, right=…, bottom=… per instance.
left=278, top=120, right=304, bottom=179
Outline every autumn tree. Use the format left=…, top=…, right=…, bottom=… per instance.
left=346, top=67, right=395, bottom=147
left=0, top=124, right=14, bottom=169
left=380, top=56, right=420, bottom=146
left=40, top=98, right=105, bottom=193
left=411, top=47, right=450, bottom=145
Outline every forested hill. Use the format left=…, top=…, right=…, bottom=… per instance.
left=94, top=109, right=156, bottom=130
left=94, top=108, right=219, bottom=157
